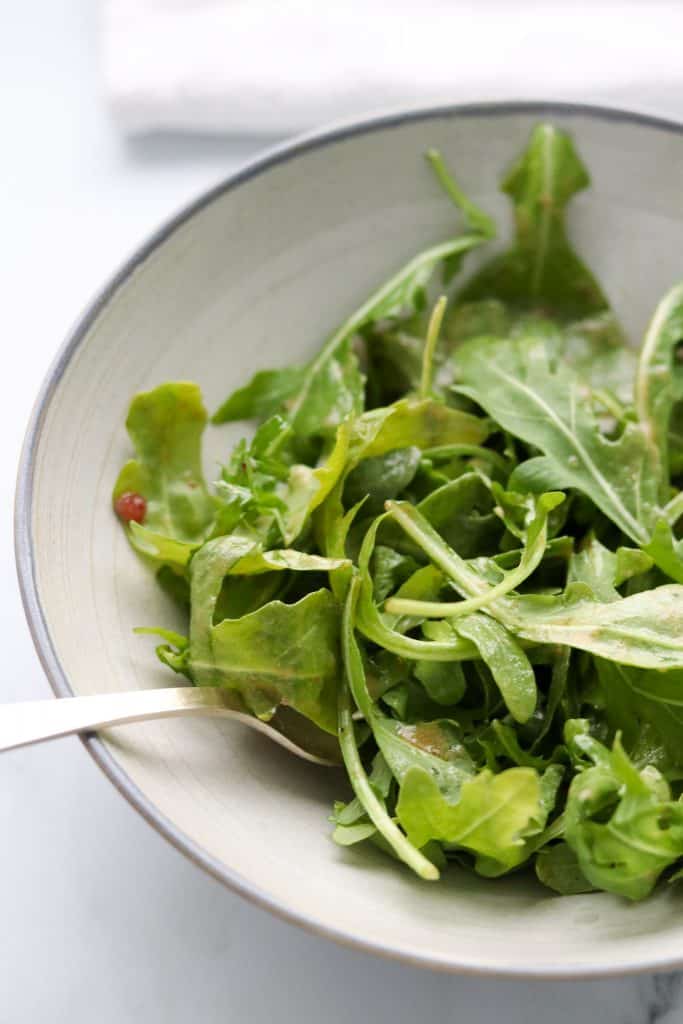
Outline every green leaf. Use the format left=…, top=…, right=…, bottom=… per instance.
left=331, top=821, right=377, bottom=846
left=414, top=660, right=466, bottom=706
left=187, top=535, right=345, bottom=731
left=488, top=720, right=549, bottom=770
left=214, top=572, right=286, bottom=622
left=396, top=765, right=544, bottom=875
left=127, top=522, right=199, bottom=570
left=531, top=645, right=570, bottom=752
left=288, top=337, right=365, bottom=442
left=594, top=659, right=683, bottom=779
left=155, top=565, right=191, bottom=610
left=564, top=733, right=683, bottom=900
left=414, top=473, right=502, bottom=557
left=212, top=366, right=308, bottom=424
left=134, top=626, right=188, bottom=649
left=370, top=546, right=421, bottom=604
left=331, top=752, right=393, bottom=846
left=114, top=382, right=215, bottom=555
left=280, top=421, right=351, bottom=542
left=558, top=312, right=634, bottom=405
left=136, top=627, right=191, bottom=678
left=536, top=843, right=596, bottom=895
left=453, top=614, right=537, bottom=724
left=458, top=335, right=658, bottom=547
left=635, top=282, right=683, bottom=489
left=498, top=584, right=683, bottom=671
left=381, top=563, right=446, bottom=636
left=376, top=472, right=503, bottom=562
left=568, top=536, right=653, bottom=603
left=193, top=588, right=340, bottom=732
left=344, top=447, right=421, bottom=515
left=214, top=414, right=293, bottom=544
left=372, top=716, right=475, bottom=796
left=348, top=397, right=488, bottom=463
left=457, top=123, right=612, bottom=321
left=643, top=516, right=683, bottom=585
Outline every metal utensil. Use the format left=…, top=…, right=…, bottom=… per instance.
left=0, top=686, right=337, bottom=766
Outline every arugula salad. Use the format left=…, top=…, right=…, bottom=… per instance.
left=114, top=124, right=683, bottom=900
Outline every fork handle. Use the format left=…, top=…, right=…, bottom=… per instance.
left=0, top=686, right=241, bottom=752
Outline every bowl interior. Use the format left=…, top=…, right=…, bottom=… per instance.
left=20, top=105, right=683, bottom=976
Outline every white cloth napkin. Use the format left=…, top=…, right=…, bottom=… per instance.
left=103, top=1, right=683, bottom=136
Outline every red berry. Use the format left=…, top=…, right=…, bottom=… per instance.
left=115, top=491, right=147, bottom=525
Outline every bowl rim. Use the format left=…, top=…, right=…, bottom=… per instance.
left=14, top=99, right=683, bottom=979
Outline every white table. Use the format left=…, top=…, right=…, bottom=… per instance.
left=1, top=3, right=681, bottom=1020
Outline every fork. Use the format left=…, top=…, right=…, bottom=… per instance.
left=0, top=686, right=337, bottom=765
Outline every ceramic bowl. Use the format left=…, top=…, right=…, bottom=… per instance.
left=15, top=102, right=683, bottom=977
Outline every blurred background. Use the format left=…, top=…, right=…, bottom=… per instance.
left=2, top=2, right=683, bottom=1021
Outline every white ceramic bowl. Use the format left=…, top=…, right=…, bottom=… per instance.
left=16, top=103, right=683, bottom=978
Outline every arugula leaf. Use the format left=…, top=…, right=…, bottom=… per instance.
left=114, top=382, right=215, bottom=557
left=568, top=536, right=653, bottom=602
left=214, top=414, right=292, bottom=543
left=594, top=658, right=683, bottom=779
left=396, top=764, right=545, bottom=875
left=348, top=397, right=488, bottom=462
left=453, top=614, right=537, bottom=724
left=458, top=336, right=658, bottom=545
left=413, top=473, right=503, bottom=557
left=458, top=334, right=683, bottom=583
left=457, top=123, right=613, bottom=322
left=414, top=660, right=466, bottom=706
left=564, top=731, right=683, bottom=900
left=559, top=313, right=634, bottom=404
left=635, top=282, right=683, bottom=488
left=344, top=447, right=421, bottom=514
left=371, top=546, right=421, bottom=604
left=186, top=535, right=346, bottom=731
left=531, top=646, right=570, bottom=752
left=212, top=366, right=308, bottom=424
left=536, top=843, right=596, bottom=895
left=280, top=421, right=351, bottom=542
left=498, top=584, right=683, bottom=670
left=193, top=588, right=341, bottom=732
left=126, top=523, right=199, bottom=570
left=372, top=716, right=475, bottom=795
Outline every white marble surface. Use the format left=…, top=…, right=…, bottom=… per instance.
left=1, top=2, right=682, bottom=1021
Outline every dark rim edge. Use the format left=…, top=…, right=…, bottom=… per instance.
left=14, top=99, right=683, bottom=980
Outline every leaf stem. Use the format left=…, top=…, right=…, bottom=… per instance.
left=339, top=577, right=439, bottom=881
left=426, top=150, right=496, bottom=239
left=420, top=296, right=447, bottom=399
